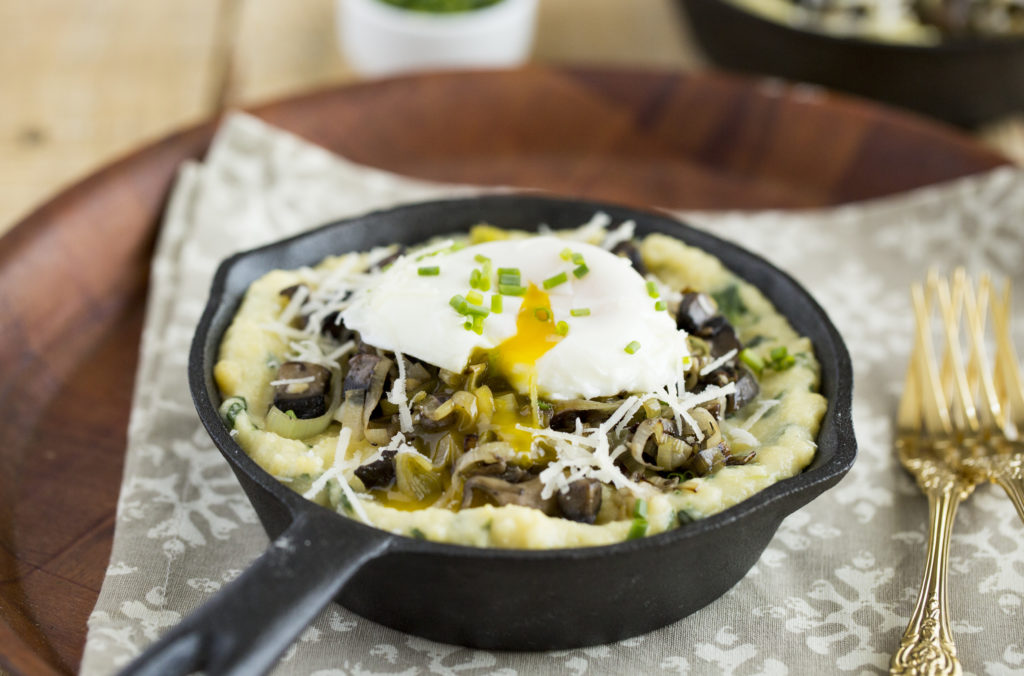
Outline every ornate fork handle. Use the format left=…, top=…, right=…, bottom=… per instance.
left=989, top=454, right=1024, bottom=524
left=891, top=457, right=972, bottom=676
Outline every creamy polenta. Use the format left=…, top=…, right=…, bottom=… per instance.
left=215, top=221, right=826, bottom=548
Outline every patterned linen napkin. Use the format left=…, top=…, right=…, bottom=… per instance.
left=81, top=112, right=1024, bottom=676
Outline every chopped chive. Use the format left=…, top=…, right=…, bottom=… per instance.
left=770, top=346, right=788, bottom=362
left=469, top=269, right=482, bottom=289
left=534, top=307, right=551, bottom=321
left=556, top=320, right=569, bottom=336
left=543, top=271, right=568, bottom=290
left=560, top=247, right=573, bottom=261
left=450, top=241, right=466, bottom=252
left=474, top=254, right=491, bottom=264
left=466, top=290, right=484, bottom=306
left=739, top=348, right=764, bottom=373
left=498, top=284, right=527, bottom=296
left=646, top=281, right=659, bottom=298
left=625, top=341, right=641, bottom=354
left=633, top=499, right=648, bottom=519
left=286, top=409, right=297, bottom=420
left=570, top=307, right=591, bottom=317
left=497, top=267, right=520, bottom=278
left=572, top=264, right=589, bottom=279
left=449, top=294, right=468, bottom=314
left=627, top=517, right=648, bottom=540
left=655, top=300, right=667, bottom=311
left=571, top=252, right=585, bottom=265
left=498, top=274, right=521, bottom=286
left=464, top=303, right=489, bottom=318
left=418, top=266, right=440, bottom=276
left=464, top=319, right=473, bottom=330
left=472, top=314, right=485, bottom=335
left=490, top=294, right=503, bottom=313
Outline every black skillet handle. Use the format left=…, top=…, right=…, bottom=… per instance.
left=118, top=510, right=393, bottom=676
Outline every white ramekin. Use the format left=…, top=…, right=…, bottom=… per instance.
left=337, top=0, right=538, bottom=77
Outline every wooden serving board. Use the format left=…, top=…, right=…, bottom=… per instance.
left=0, top=67, right=1007, bottom=675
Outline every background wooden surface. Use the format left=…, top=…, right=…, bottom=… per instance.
left=2, top=0, right=1022, bottom=238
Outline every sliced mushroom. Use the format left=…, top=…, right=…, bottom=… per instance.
left=273, top=361, right=332, bottom=419
left=340, top=353, right=392, bottom=440
left=611, top=240, right=647, bottom=276
left=700, top=316, right=743, bottom=358
left=549, top=399, right=623, bottom=432
left=728, top=367, right=760, bottom=413
left=355, top=450, right=397, bottom=490
left=453, top=441, right=518, bottom=479
left=676, top=292, right=717, bottom=334
left=685, top=441, right=728, bottom=477
left=318, top=310, right=350, bottom=342
left=557, top=479, right=602, bottom=524
left=461, top=476, right=558, bottom=515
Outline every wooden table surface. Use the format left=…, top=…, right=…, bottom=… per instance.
left=2, top=0, right=1023, bottom=239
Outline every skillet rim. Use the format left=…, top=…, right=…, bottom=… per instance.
left=188, top=193, right=856, bottom=562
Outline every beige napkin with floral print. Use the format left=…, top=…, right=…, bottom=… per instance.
left=81, top=112, right=1024, bottom=676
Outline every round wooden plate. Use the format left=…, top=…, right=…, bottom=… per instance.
left=0, top=67, right=1007, bottom=675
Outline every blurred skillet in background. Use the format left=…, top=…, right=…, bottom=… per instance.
left=678, top=0, right=1024, bottom=127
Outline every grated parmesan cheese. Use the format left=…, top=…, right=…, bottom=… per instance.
left=387, top=351, right=414, bottom=434
left=740, top=398, right=780, bottom=431
left=601, top=219, right=636, bottom=250
left=268, top=375, right=315, bottom=387
left=700, top=349, right=738, bottom=376
left=301, top=427, right=370, bottom=523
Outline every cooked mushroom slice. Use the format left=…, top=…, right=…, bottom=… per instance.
left=700, top=316, right=743, bottom=358
left=461, top=476, right=559, bottom=515
left=728, top=367, right=760, bottom=413
left=318, top=310, right=350, bottom=342
left=454, top=442, right=519, bottom=479
left=676, top=292, right=717, bottom=334
left=355, top=450, right=397, bottom=490
left=340, top=353, right=392, bottom=440
left=557, top=479, right=603, bottom=524
left=273, top=361, right=332, bottom=418
left=685, top=441, right=728, bottom=477
left=726, top=449, right=757, bottom=466
left=549, top=399, right=622, bottom=432
left=611, top=240, right=647, bottom=276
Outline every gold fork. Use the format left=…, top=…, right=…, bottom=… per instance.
left=953, top=272, right=1024, bottom=522
left=891, top=275, right=973, bottom=676
left=891, top=270, right=1024, bottom=676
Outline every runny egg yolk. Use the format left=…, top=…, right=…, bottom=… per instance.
left=492, top=284, right=564, bottom=398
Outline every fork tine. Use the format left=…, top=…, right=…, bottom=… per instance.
left=898, top=284, right=926, bottom=434
left=911, top=283, right=951, bottom=438
left=992, top=280, right=1024, bottom=438
left=934, top=269, right=978, bottom=436
left=963, top=273, right=1004, bottom=434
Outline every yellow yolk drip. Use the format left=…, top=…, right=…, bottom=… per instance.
left=490, top=405, right=537, bottom=456
left=492, top=284, right=564, bottom=398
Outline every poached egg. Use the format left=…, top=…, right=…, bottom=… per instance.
left=341, top=236, right=689, bottom=400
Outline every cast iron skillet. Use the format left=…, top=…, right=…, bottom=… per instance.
left=122, top=195, right=856, bottom=676
left=678, top=0, right=1024, bottom=127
